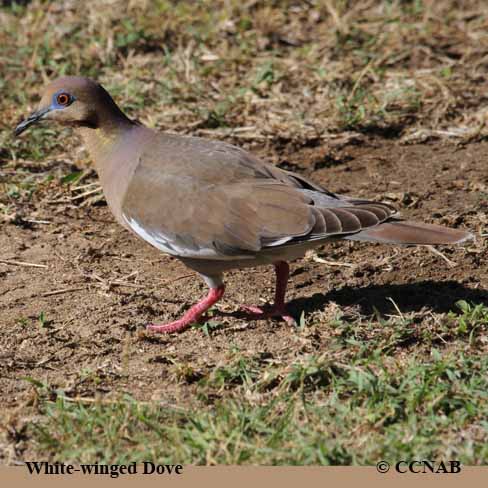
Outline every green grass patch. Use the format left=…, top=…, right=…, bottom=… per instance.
left=25, top=302, right=488, bottom=465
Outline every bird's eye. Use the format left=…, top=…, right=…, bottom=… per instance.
left=56, top=93, right=71, bottom=106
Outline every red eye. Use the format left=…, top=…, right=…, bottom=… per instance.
left=56, top=93, right=70, bottom=106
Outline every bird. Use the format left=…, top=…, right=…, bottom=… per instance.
left=14, top=76, right=474, bottom=334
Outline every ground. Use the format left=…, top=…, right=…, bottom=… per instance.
left=0, top=0, right=487, bottom=465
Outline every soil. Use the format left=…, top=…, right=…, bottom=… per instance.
left=1, top=136, right=487, bottom=410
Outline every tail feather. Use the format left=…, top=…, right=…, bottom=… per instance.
left=347, top=220, right=474, bottom=245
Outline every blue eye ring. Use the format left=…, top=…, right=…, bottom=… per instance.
left=54, top=91, right=74, bottom=107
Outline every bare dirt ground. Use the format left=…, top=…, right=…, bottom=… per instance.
left=1, top=135, right=486, bottom=414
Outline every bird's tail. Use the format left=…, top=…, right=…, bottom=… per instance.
left=347, top=220, right=474, bottom=245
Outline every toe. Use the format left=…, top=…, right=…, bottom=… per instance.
left=241, top=305, right=265, bottom=315
left=240, top=304, right=296, bottom=325
left=282, top=314, right=297, bottom=326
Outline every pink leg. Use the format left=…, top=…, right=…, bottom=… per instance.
left=242, top=261, right=296, bottom=325
left=148, top=285, right=225, bottom=334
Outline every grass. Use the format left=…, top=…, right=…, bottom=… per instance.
left=1, top=0, right=487, bottom=465
left=3, top=1, right=488, bottom=145
left=14, top=301, right=488, bottom=464
left=1, top=0, right=487, bottom=212
left=2, top=0, right=488, bottom=198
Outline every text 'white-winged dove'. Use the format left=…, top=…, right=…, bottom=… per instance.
left=15, top=77, right=474, bottom=333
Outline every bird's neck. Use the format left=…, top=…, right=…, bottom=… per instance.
left=76, top=119, right=150, bottom=226
left=77, top=117, right=134, bottom=165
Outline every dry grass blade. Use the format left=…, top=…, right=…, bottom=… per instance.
left=81, top=271, right=145, bottom=290
left=425, top=245, right=457, bottom=268
left=160, top=273, right=195, bottom=286
left=70, top=187, right=103, bottom=201
left=41, top=287, right=85, bottom=297
left=311, top=256, right=355, bottom=268
left=0, top=259, right=48, bottom=269
left=25, top=219, right=51, bottom=225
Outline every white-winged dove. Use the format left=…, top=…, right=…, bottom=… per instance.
left=15, top=77, right=473, bottom=333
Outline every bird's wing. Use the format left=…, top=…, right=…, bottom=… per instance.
left=119, top=135, right=396, bottom=259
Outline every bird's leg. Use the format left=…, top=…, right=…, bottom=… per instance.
left=148, top=285, right=225, bottom=334
left=242, top=261, right=296, bottom=325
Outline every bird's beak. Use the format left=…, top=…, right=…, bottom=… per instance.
left=14, top=106, right=51, bottom=136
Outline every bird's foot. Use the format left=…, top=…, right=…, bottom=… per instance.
left=241, top=304, right=296, bottom=326
left=147, top=285, right=225, bottom=334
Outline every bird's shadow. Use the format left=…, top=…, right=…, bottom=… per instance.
left=288, top=280, right=488, bottom=318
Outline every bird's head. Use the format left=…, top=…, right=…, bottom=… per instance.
left=14, top=76, right=127, bottom=136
